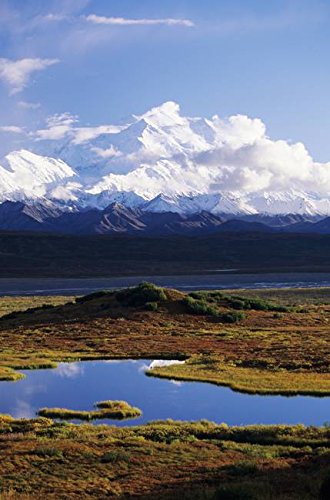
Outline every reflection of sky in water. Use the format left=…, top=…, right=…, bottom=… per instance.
left=0, top=360, right=329, bottom=427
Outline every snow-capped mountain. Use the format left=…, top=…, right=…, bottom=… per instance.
left=0, top=150, right=75, bottom=202
left=0, top=101, right=329, bottom=217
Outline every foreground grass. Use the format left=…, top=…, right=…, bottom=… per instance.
left=38, top=400, right=142, bottom=421
left=0, top=284, right=328, bottom=394
left=0, top=416, right=328, bottom=499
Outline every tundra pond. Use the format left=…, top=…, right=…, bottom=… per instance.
left=0, top=359, right=329, bottom=426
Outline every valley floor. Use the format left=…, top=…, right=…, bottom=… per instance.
left=0, top=286, right=328, bottom=498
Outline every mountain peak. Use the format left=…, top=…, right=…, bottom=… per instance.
left=135, top=101, right=183, bottom=128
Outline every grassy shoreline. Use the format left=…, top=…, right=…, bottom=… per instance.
left=0, top=285, right=328, bottom=395
left=147, top=356, right=330, bottom=396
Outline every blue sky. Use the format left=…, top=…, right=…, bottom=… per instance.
left=0, top=0, right=329, bottom=160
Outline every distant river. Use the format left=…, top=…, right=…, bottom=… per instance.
left=0, top=272, right=329, bottom=296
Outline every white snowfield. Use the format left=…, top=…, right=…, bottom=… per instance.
left=0, top=101, right=329, bottom=216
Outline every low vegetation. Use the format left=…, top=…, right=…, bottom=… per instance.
left=0, top=285, right=327, bottom=394
left=189, top=290, right=290, bottom=312
left=0, top=286, right=328, bottom=497
left=38, top=400, right=142, bottom=421
left=0, top=416, right=328, bottom=498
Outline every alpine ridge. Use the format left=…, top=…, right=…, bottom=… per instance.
left=0, top=200, right=329, bottom=235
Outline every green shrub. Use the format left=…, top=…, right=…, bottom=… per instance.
left=218, top=311, right=245, bottom=323
left=183, top=297, right=219, bottom=317
left=226, top=295, right=289, bottom=312
left=144, top=301, right=159, bottom=311
left=189, top=291, right=224, bottom=302
left=116, top=282, right=167, bottom=307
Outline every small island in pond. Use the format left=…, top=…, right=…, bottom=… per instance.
left=38, top=400, right=142, bottom=421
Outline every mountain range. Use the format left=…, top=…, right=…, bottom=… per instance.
left=0, top=200, right=329, bottom=235
left=0, top=101, right=329, bottom=231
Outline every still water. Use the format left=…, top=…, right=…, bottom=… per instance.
left=0, top=360, right=328, bottom=426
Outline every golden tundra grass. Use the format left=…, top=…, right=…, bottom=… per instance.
left=0, top=415, right=328, bottom=499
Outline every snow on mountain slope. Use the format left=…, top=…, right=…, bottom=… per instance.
left=0, top=102, right=329, bottom=216
left=0, top=150, right=76, bottom=201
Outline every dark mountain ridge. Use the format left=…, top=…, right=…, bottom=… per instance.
left=0, top=200, right=328, bottom=235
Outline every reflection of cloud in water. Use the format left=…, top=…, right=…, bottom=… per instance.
left=148, top=360, right=185, bottom=370
left=55, top=363, right=84, bottom=378
left=141, top=361, right=185, bottom=386
left=170, top=380, right=184, bottom=387
left=12, top=399, right=35, bottom=419
left=23, top=383, right=46, bottom=396
left=138, top=363, right=150, bottom=373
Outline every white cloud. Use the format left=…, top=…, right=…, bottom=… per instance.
left=17, top=100, right=41, bottom=110
left=0, top=58, right=59, bottom=94
left=32, top=103, right=330, bottom=199
left=85, top=14, right=195, bottom=28
left=73, top=125, right=126, bottom=144
left=91, top=146, right=122, bottom=159
left=35, top=112, right=78, bottom=140
left=39, top=13, right=69, bottom=23
left=35, top=113, right=125, bottom=143
left=195, top=114, right=330, bottom=194
left=0, top=125, right=24, bottom=134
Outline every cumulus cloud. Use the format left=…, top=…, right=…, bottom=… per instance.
left=85, top=14, right=195, bottom=27
left=0, top=58, right=59, bottom=94
left=31, top=103, right=330, bottom=201
left=195, top=115, right=330, bottom=194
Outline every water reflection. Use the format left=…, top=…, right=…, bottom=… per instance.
left=55, top=362, right=84, bottom=379
left=0, top=360, right=328, bottom=427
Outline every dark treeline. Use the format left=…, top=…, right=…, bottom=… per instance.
left=0, top=231, right=328, bottom=277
